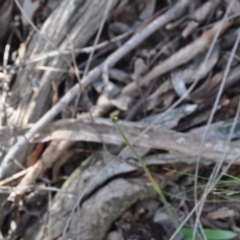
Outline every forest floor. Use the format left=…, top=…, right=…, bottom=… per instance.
left=0, top=0, right=240, bottom=239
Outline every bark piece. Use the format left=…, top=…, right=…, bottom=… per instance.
left=121, top=20, right=231, bottom=96
left=9, top=0, right=118, bottom=126
left=32, top=118, right=240, bottom=164
left=1, top=118, right=240, bottom=164
left=23, top=152, right=158, bottom=240
left=1, top=0, right=119, bottom=179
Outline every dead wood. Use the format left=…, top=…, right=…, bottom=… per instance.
left=0, top=0, right=192, bottom=179
left=5, top=140, right=72, bottom=209
left=1, top=1, right=240, bottom=239
left=0, top=0, right=119, bottom=179
left=101, top=19, right=230, bottom=112
left=121, top=19, right=231, bottom=96
left=1, top=118, right=239, bottom=164
left=102, top=0, right=191, bottom=87
left=8, top=0, right=118, bottom=126
left=0, top=1, right=13, bottom=43
left=23, top=152, right=159, bottom=240
left=182, top=0, right=220, bottom=38
left=0, top=168, right=29, bottom=187
left=191, top=64, right=240, bottom=102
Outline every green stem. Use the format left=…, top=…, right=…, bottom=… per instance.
left=112, top=117, right=179, bottom=229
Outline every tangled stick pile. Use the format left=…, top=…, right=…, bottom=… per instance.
left=0, top=0, right=240, bottom=239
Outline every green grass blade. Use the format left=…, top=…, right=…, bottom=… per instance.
left=112, top=116, right=179, bottom=229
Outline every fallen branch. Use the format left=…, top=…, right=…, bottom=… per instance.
left=23, top=152, right=159, bottom=240
left=0, top=118, right=240, bottom=164
left=102, top=0, right=191, bottom=86
left=0, top=0, right=191, bottom=179
left=121, top=19, right=231, bottom=95
left=0, top=66, right=101, bottom=179
left=34, top=118, right=240, bottom=163
left=2, top=118, right=239, bottom=164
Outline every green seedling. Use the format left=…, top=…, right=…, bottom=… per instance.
left=112, top=116, right=178, bottom=228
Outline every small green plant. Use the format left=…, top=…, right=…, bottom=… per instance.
left=163, top=169, right=240, bottom=203
left=182, top=228, right=236, bottom=240
left=112, top=116, right=178, bottom=228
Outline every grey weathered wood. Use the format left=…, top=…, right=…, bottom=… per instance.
left=0, top=118, right=240, bottom=164
left=23, top=152, right=158, bottom=240
left=8, top=0, right=118, bottom=126
left=1, top=0, right=118, bottom=177
left=0, top=0, right=118, bottom=229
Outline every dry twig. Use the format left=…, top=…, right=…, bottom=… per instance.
left=0, top=0, right=191, bottom=179
left=5, top=141, right=72, bottom=208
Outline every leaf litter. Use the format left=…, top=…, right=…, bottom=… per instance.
left=0, top=0, right=240, bottom=239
